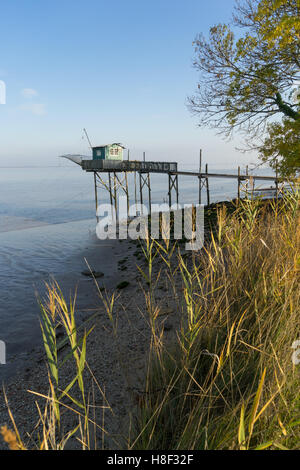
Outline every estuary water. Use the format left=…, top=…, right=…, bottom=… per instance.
left=0, top=164, right=274, bottom=380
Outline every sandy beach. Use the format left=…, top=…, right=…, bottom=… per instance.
left=0, top=235, right=184, bottom=450
left=0, top=216, right=50, bottom=233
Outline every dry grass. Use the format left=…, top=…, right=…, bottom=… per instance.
left=130, top=189, right=300, bottom=450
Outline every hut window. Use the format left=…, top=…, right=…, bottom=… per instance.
left=110, top=148, right=119, bottom=156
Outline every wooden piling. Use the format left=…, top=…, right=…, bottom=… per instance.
left=139, top=172, right=143, bottom=214
left=167, top=173, right=179, bottom=208
left=198, top=149, right=202, bottom=205
left=168, top=173, right=172, bottom=208
left=108, top=172, right=114, bottom=220
left=134, top=170, right=138, bottom=214
left=250, top=176, right=254, bottom=199
left=94, top=172, right=99, bottom=222
left=125, top=171, right=130, bottom=214
left=86, top=160, right=290, bottom=224
left=108, top=172, right=113, bottom=206
left=114, top=172, right=118, bottom=222
left=245, top=165, right=249, bottom=198
left=205, top=164, right=210, bottom=206
left=148, top=173, right=151, bottom=214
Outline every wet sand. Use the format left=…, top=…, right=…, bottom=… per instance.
left=0, top=233, right=186, bottom=450
left=0, top=225, right=125, bottom=381
left=0, top=216, right=50, bottom=233
left=0, top=234, right=168, bottom=449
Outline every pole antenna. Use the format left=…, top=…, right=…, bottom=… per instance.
left=83, top=128, right=93, bottom=149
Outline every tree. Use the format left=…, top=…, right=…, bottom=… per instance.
left=260, top=117, right=300, bottom=176
left=189, top=0, right=300, bottom=173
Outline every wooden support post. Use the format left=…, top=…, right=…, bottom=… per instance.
left=168, top=173, right=179, bottom=208
left=108, top=172, right=113, bottom=206
left=108, top=172, right=114, bottom=220
left=205, top=164, right=210, bottom=207
left=125, top=171, right=130, bottom=215
left=275, top=162, right=279, bottom=200
left=114, top=172, right=118, bottom=223
left=94, top=172, right=99, bottom=222
left=143, top=152, right=146, bottom=162
left=249, top=176, right=254, bottom=196
left=148, top=173, right=151, bottom=214
left=245, top=165, right=249, bottom=199
left=238, top=166, right=241, bottom=202
left=134, top=171, right=138, bottom=214
left=198, top=149, right=202, bottom=205
left=139, top=172, right=143, bottom=214
left=138, top=172, right=151, bottom=215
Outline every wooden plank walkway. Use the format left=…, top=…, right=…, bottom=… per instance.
left=170, top=170, right=283, bottom=181
left=81, top=159, right=297, bottom=218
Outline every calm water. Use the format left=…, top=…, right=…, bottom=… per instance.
left=0, top=164, right=274, bottom=380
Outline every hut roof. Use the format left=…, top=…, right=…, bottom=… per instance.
left=92, top=143, right=126, bottom=149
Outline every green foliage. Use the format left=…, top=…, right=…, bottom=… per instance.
left=189, top=0, right=300, bottom=173
left=255, top=0, right=300, bottom=50
left=260, top=118, right=300, bottom=176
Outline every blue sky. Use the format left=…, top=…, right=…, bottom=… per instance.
left=0, top=0, right=258, bottom=169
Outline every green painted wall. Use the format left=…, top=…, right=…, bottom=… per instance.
left=92, top=147, right=105, bottom=160
left=92, top=144, right=123, bottom=161
left=105, top=144, right=123, bottom=161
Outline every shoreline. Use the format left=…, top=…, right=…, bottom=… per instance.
left=0, top=235, right=162, bottom=449
left=0, top=224, right=190, bottom=449
left=0, top=198, right=286, bottom=449
left=0, top=219, right=128, bottom=382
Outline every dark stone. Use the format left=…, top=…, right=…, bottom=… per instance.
left=81, top=270, right=104, bottom=278
left=163, top=322, right=173, bottom=332
left=116, top=281, right=130, bottom=289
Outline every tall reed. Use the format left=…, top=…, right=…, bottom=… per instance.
left=131, top=189, right=300, bottom=450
